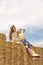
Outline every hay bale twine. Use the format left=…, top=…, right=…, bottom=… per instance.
left=0, top=33, right=6, bottom=40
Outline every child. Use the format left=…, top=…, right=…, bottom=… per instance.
left=18, top=29, right=40, bottom=59
left=9, top=25, right=19, bottom=42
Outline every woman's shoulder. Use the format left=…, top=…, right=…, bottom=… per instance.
left=12, top=32, right=18, bottom=35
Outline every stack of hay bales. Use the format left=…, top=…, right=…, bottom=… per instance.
left=0, top=38, right=43, bottom=65
left=0, top=33, right=6, bottom=65
left=0, top=33, right=6, bottom=41
left=0, top=42, right=28, bottom=65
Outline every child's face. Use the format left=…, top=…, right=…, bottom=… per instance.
left=20, top=29, right=24, bottom=33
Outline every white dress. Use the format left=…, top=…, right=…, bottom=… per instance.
left=12, top=32, right=18, bottom=42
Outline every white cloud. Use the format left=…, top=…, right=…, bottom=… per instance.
left=32, top=40, right=43, bottom=48
left=0, top=0, right=43, bottom=48
left=0, top=0, right=43, bottom=30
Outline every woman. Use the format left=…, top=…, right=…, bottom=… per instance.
left=9, top=25, right=19, bottom=42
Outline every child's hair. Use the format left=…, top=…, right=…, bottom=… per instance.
left=18, top=29, right=25, bottom=33
left=9, top=25, right=16, bottom=41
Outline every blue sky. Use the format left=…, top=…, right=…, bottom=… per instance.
left=25, top=26, right=43, bottom=42
left=25, top=26, right=43, bottom=46
left=0, top=0, right=43, bottom=48
left=0, top=26, right=43, bottom=48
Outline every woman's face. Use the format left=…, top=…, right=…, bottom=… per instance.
left=12, top=26, right=16, bottom=32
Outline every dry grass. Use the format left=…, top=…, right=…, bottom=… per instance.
left=0, top=41, right=43, bottom=65
left=0, top=33, right=6, bottom=40
left=0, top=33, right=43, bottom=65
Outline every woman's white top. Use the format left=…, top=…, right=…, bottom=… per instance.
left=12, top=32, right=18, bottom=41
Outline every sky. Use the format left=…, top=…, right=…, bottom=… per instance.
left=0, top=0, right=43, bottom=48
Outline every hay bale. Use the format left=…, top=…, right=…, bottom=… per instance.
left=0, top=33, right=6, bottom=40
left=0, top=42, right=5, bottom=65
left=0, top=41, right=43, bottom=65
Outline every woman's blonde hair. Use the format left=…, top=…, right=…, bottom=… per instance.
left=9, top=25, right=16, bottom=41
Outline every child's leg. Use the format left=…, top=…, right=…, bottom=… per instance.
left=25, top=41, right=40, bottom=57
left=28, top=48, right=36, bottom=56
left=28, top=48, right=40, bottom=57
left=25, top=46, right=36, bottom=56
left=26, top=40, right=32, bottom=48
left=25, top=45, right=40, bottom=56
